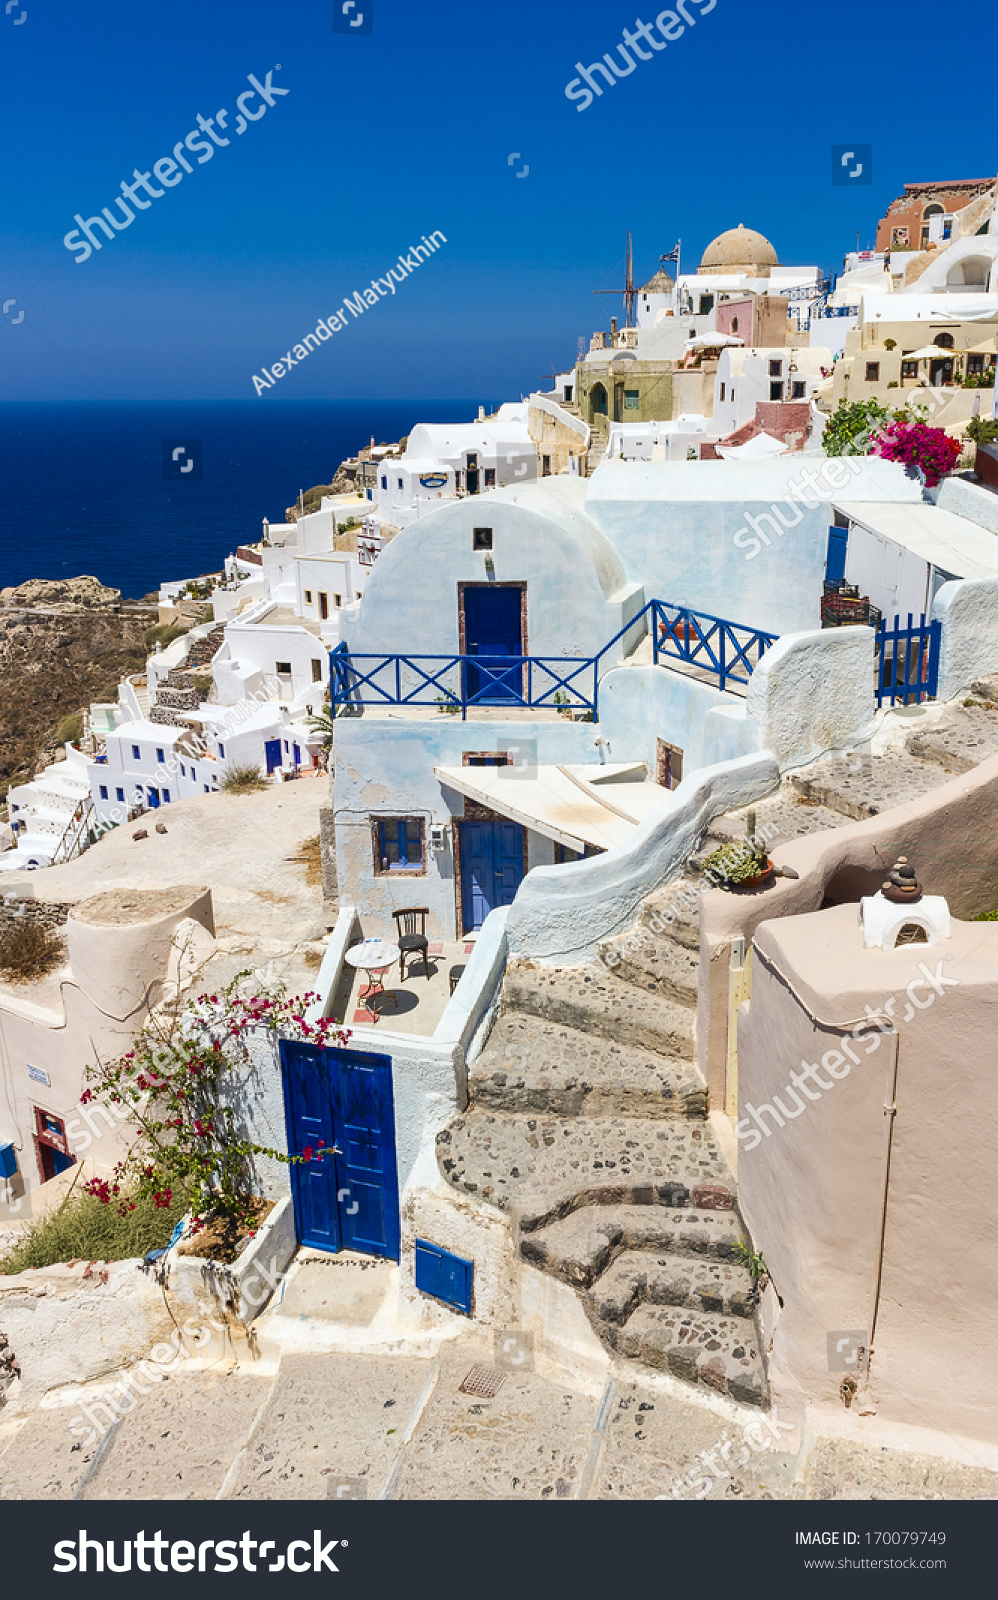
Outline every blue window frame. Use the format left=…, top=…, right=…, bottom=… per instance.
left=116, top=787, right=125, bottom=803
left=377, top=817, right=423, bottom=872
left=131, top=744, right=140, bottom=760
left=218, top=743, right=225, bottom=758
left=156, top=747, right=165, bottom=763
left=191, top=767, right=196, bottom=781
left=99, top=784, right=108, bottom=800
left=162, top=788, right=171, bottom=802
left=381, top=475, right=387, bottom=489
left=180, top=763, right=186, bottom=776
left=203, top=784, right=210, bottom=793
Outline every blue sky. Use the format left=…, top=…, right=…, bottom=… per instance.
left=2, top=0, right=993, bottom=401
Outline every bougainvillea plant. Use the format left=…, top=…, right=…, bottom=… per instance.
left=870, top=419, right=961, bottom=487
left=81, top=973, right=350, bottom=1232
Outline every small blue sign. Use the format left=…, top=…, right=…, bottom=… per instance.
left=414, top=1238, right=473, bottom=1314
left=0, top=1143, right=18, bottom=1180
left=334, top=0, right=372, bottom=33
left=832, top=145, right=872, bottom=186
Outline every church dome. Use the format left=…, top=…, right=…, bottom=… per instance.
left=699, top=223, right=778, bottom=277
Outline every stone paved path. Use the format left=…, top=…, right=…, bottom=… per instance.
left=4, top=1342, right=996, bottom=1500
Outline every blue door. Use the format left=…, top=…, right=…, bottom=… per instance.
left=265, top=738, right=283, bottom=774
left=146, top=787, right=160, bottom=809
left=460, top=820, right=524, bottom=932
left=463, top=586, right=523, bottom=703
left=280, top=1041, right=401, bottom=1260
left=826, top=525, right=849, bottom=586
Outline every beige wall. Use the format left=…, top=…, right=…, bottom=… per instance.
left=697, top=750, right=998, bottom=1106
left=738, top=905, right=998, bottom=1447
left=527, top=403, right=586, bottom=476
left=0, top=888, right=215, bottom=1200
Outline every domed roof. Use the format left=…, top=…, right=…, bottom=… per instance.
left=699, top=223, right=778, bottom=276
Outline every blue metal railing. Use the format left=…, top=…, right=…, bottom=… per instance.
left=875, top=613, right=941, bottom=707
left=330, top=600, right=779, bottom=720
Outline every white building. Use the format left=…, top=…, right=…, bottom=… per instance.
left=712, top=346, right=832, bottom=436
left=2, top=746, right=94, bottom=873
left=606, top=416, right=714, bottom=461
left=374, top=403, right=537, bottom=530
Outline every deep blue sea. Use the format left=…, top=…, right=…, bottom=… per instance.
left=0, top=401, right=496, bottom=599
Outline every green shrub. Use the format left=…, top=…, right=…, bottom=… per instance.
left=967, top=417, right=998, bottom=446
left=973, top=908, right=998, bottom=921
left=699, top=837, right=771, bottom=885
left=221, top=765, right=269, bottom=793
left=144, top=623, right=188, bottom=651
left=0, top=1184, right=189, bottom=1274
left=0, top=922, right=64, bottom=983
left=54, top=712, right=84, bottom=745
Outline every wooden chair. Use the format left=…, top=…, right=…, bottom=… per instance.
left=392, top=907, right=430, bottom=982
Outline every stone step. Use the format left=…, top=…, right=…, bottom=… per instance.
left=503, top=961, right=695, bottom=1057
left=437, top=1113, right=732, bottom=1220
left=789, top=751, right=946, bottom=821
left=469, top=1011, right=706, bottom=1120
left=597, top=926, right=699, bottom=1007
left=611, top=1302, right=767, bottom=1408
left=588, top=1250, right=756, bottom=1325
left=638, top=878, right=701, bottom=951
left=906, top=705, right=998, bottom=776
left=519, top=1203, right=743, bottom=1287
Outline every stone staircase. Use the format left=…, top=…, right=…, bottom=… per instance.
left=586, top=430, right=607, bottom=474
left=436, top=696, right=998, bottom=1408
left=438, top=879, right=769, bottom=1408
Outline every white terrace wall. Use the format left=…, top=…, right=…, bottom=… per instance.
left=932, top=573, right=998, bottom=700
left=583, top=456, right=923, bottom=639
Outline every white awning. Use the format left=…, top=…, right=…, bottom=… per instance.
left=433, top=761, right=667, bottom=853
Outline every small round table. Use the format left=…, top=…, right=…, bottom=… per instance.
left=345, top=939, right=401, bottom=1021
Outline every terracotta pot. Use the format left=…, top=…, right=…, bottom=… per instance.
left=736, top=857, right=775, bottom=890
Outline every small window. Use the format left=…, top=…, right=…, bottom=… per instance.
left=731, top=316, right=739, bottom=334
left=624, top=389, right=640, bottom=409
left=218, top=743, right=225, bottom=758
left=131, top=744, right=140, bottom=760
left=276, top=661, right=292, bottom=675
left=42, top=1113, right=64, bottom=1138
left=769, top=360, right=782, bottom=377
left=311, top=658, right=322, bottom=682
left=935, top=333, right=954, bottom=349
left=484, top=467, right=496, bottom=487
left=698, top=294, right=714, bottom=315
left=866, top=362, right=880, bottom=382
left=381, top=475, right=387, bottom=489
left=356, top=591, right=362, bottom=600
left=377, top=816, right=423, bottom=872
left=204, top=784, right=210, bottom=793
left=99, top=784, right=108, bottom=800
left=334, top=593, right=342, bottom=608
left=791, top=380, right=806, bottom=399
left=284, top=740, right=289, bottom=752
left=190, top=767, right=196, bottom=782
left=473, top=527, right=493, bottom=550
left=542, top=454, right=551, bottom=475
left=968, top=355, right=984, bottom=376
left=116, top=787, right=125, bottom=802
left=162, top=788, right=171, bottom=802
left=397, top=477, right=404, bottom=490
left=304, top=588, right=313, bottom=604
left=770, top=381, right=784, bottom=400
left=719, top=382, right=725, bottom=401
left=156, top=747, right=165, bottom=764
left=180, top=763, right=186, bottom=777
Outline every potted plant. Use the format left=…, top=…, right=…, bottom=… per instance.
left=698, top=815, right=774, bottom=890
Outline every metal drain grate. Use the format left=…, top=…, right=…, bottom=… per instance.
left=459, top=1364, right=507, bottom=1399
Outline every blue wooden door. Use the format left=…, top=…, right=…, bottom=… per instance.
left=826, top=525, right=848, bottom=586
left=265, top=738, right=283, bottom=773
left=463, top=586, right=523, bottom=703
left=461, top=820, right=524, bottom=931
left=280, top=1042, right=400, bottom=1260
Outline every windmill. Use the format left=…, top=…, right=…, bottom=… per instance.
left=593, top=232, right=637, bottom=328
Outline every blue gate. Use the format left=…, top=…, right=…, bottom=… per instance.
left=875, top=613, right=941, bottom=707
left=279, top=1041, right=401, bottom=1260
left=265, top=738, right=283, bottom=774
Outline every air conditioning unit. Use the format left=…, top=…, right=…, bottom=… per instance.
left=429, top=822, right=449, bottom=850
